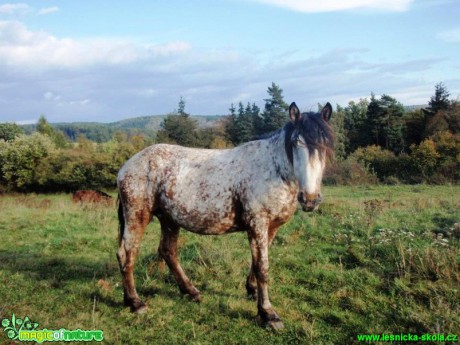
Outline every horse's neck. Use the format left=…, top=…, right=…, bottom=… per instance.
left=264, top=129, right=295, bottom=182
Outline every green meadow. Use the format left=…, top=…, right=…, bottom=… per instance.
left=0, top=185, right=459, bottom=344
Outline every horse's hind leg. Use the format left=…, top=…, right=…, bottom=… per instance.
left=117, top=202, right=151, bottom=313
left=158, top=217, right=201, bottom=302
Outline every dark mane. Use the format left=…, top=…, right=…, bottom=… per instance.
left=284, top=112, right=335, bottom=164
left=248, top=110, right=334, bottom=164
left=300, top=111, right=335, bottom=152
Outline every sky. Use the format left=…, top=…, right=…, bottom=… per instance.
left=0, top=0, right=459, bottom=123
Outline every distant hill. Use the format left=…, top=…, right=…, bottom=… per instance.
left=21, top=114, right=223, bottom=142
left=404, top=104, right=427, bottom=112
left=19, top=105, right=427, bottom=143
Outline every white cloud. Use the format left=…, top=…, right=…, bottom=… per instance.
left=0, top=19, right=454, bottom=123
left=68, top=99, right=91, bottom=106
left=437, top=28, right=460, bottom=43
left=37, top=6, right=59, bottom=16
left=148, top=42, right=192, bottom=56
left=44, top=91, right=61, bottom=101
left=0, top=21, right=191, bottom=68
left=0, top=3, right=31, bottom=15
left=251, top=0, right=413, bottom=12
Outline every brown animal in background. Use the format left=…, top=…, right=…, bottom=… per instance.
left=117, top=102, right=334, bottom=330
left=72, top=190, right=113, bottom=205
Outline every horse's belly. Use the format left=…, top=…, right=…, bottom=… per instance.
left=159, top=192, right=240, bottom=235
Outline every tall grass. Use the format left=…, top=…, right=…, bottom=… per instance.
left=0, top=185, right=459, bottom=344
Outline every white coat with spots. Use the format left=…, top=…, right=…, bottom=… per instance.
left=116, top=102, right=334, bottom=330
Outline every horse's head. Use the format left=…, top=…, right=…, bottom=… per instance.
left=288, top=102, right=334, bottom=212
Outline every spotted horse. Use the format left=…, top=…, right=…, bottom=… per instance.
left=116, top=102, right=334, bottom=330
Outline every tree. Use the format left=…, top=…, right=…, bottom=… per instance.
left=330, top=105, right=346, bottom=160
left=234, top=102, right=254, bottom=144
left=0, top=133, right=56, bottom=191
left=404, top=109, right=426, bottom=147
left=224, top=103, right=239, bottom=145
left=36, top=115, right=69, bottom=148
left=156, top=97, right=199, bottom=146
left=366, top=94, right=406, bottom=153
left=410, top=139, right=440, bottom=180
left=37, top=115, right=54, bottom=137
left=251, top=103, right=264, bottom=137
left=343, top=98, right=369, bottom=154
left=426, top=82, right=451, bottom=117
left=157, top=114, right=198, bottom=147
left=425, top=101, right=460, bottom=137
left=178, top=96, right=187, bottom=116
left=0, top=123, right=23, bottom=141
left=261, top=82, right=288, bottom=133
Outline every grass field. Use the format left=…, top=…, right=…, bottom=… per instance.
left=0, top=185, right=459, bottom=344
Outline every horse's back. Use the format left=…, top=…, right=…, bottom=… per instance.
left=117, top=142, right=297, bottom=234
left=117, top=144, right=238, bottom=232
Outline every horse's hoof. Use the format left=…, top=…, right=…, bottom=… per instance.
left=247, top=292, right=257, bottom=301
left=133, top=304, right=148, bottom=314
left=128, top=300, right=148, bottom=314
left=266, top=319, right=284, bottom=331
left=257, top=314, right=284, bottom=331
left=190, top=293, right=202, bottom=303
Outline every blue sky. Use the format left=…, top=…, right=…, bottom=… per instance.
left=0, top=0, right=459, bottom=123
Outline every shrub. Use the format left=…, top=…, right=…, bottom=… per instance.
left=0, top=133, right=56, bottom=191
left=410, top=139, right=440, bottom=182
left=324, top=157, right=378, bottom=185
left=351, top=145, right=399, bottom=182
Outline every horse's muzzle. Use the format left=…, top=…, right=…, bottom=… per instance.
left=298, top=192, right=322, bottom=212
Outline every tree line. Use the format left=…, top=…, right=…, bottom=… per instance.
left=0, top=82, right=458, bottom=192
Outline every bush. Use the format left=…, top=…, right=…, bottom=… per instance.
left=324, top=157, right=378, bottom=185
left=0, top=133, right=56, bottom=191
left=0, top=132, right=145, bottom=193
left=410, top=139, right=440, bottom=180
left=351, top=146, right=399, bottom=182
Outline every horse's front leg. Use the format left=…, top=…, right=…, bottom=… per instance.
left=246, top=225, right=280, bottom=300
left=248, top=225, right=284, bottom=330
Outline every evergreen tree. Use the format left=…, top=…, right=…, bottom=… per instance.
left=156, top=98, right=197, bottom=146
left=251, top=103, right=264, bottom=137
left=404, top=109, right=426, bottom=147
left=157, top=114, right=198, bottom=146
left=366, top=94, right=406, bottom=153
left=343, top=99, right=369, bottom=154
left=225, top=103, right=239, bottom=145
left=178, top=96, right=187, bottom=116
left=262, top=82, right=288, bottom=132
left=425, top=101, right=460, bottom=137
left=426, top=82, right=451, bottom=117
left=235, top=102, right=254, bottom=143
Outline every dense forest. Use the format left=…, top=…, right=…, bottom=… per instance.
left=0, top=83, right=458, bottom=193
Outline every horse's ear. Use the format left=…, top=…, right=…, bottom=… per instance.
left=321, top=102, right=332, bottom=122
left=289, top=102, right=301, bottom=123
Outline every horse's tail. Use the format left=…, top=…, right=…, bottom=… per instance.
left=117, top=193, right=125, bottom=245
